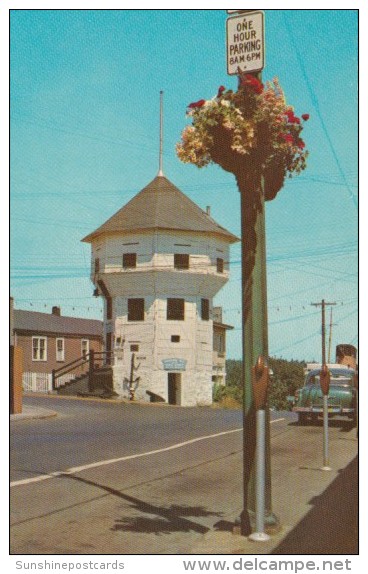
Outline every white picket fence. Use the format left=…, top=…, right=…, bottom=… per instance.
left=23, top=372, right=76, bottom=393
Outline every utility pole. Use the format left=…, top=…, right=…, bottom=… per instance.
left=311, top=299, right=336, bottom=365
left=327, top=307, right=337, bottom=364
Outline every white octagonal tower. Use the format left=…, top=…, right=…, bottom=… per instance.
left=82, top=174, right=238, bottom=406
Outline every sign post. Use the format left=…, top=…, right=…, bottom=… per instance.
left=225, top=12, right=278, bottom=536
left=320, top=364, right=332, bottom=471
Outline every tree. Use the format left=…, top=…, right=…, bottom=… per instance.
left=217, top=358, right=305, bottom=411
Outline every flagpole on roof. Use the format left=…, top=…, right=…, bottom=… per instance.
left=158, top=90, right=164, bottom=177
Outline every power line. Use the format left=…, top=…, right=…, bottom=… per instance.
left=282, top=12, right=358, bottom=211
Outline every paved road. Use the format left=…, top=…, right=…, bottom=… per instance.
left=10, top=396, right=357, bottom=555
left=11, top=396, right=292, bottom=483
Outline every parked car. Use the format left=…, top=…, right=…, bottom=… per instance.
left=292, top=366, right=357, bottom=425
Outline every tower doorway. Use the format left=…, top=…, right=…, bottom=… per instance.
left=168, top=373, right=182, bottom=405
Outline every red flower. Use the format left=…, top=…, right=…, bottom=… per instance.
left=188, top=99, right=206, bottom=109
left=280, top=133, right=294, bottom=144
left=241, top=74, right=264, bottom=94
left=302, top=114, right=310, bottom=121
left=298, top=140, right=305, bottom=149
left=285, top=110, right=300, bottom=124
left=217, top=85, right=226, bottom=97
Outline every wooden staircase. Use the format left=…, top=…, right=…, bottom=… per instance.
left=53, top=351, right=118, bottom=399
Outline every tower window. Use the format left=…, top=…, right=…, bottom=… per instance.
left=216, top=258, right=224, bottom=273
left=171, top=335, right=180, bottom=343
left=123, top=253, right=137, bottom=269
left=94, top=258, right=100, bottom=274
left=167, top=298, right=185, bottom=321
left=201, top=298, right=210, bottom=321
left=174, top=254, right=189, bottom=270
left=128, top=298, right=145, bottom=321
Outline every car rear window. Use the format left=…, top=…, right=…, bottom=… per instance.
left=306, top=371, right=353, bottom=386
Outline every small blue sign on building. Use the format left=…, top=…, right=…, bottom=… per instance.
left=162, top=358, right=187, bottom=371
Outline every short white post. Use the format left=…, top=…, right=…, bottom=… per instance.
left=249, top=408, right=270, bottom=542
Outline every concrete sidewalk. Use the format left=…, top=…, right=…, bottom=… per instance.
left=10, top=404, right=57, bottom=422
left=190, top=427, right=358, bottom=555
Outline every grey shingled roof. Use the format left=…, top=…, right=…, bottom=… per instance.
left=82, top=175, right=239, bottom=243
left=13, top=310, right=103, bottom=338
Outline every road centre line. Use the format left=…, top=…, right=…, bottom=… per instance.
left=10, top=418, right=285, bottom=488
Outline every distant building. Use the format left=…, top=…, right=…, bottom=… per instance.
left=82, top=174, right=239, bottom=405
left=13, top=306, right=103, bottom=392
left=212, top=307, right=234, bottom=386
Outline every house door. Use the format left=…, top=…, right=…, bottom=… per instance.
left=168, top=373, right=181, bottom=405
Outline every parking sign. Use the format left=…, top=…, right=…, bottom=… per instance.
left=226, top=11, right=265, bottom=75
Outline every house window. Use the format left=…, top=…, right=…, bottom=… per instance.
left=130, top=344, right=139, bottom=352
left=201, top=298, right=210, bottom=321
left=167, top=298, right=185, bottom=321
left=32, top=337, right=47, bottom=361
left=171, top=335, right=180, bottom=343
left=216, top=258, right=224, bottom=273
left=81, top=339, right=89, bottom=358
left=56, top=338, right=65, bottom=362
left=123, top=253, right=137, bottom=269
left=94, top=258, right=100, bottom=274
left=174, top=253, right=189, bottom=270
left=128, top=298, right=145, bottom=321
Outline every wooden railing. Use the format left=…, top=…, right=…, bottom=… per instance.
left=52, top=350, right=114, bottom=391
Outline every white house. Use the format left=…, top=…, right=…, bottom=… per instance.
left=82, top=174, right=239, bottom=406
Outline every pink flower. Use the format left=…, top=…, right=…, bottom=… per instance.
left=302, top=114, right=310, bottom=121
left=188, top=99, right=206, bottom=109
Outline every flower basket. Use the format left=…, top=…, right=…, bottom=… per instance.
left=176, top=74, right=309, bottom=202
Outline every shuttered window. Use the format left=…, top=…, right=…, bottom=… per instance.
left=174, top=253, right=189, bottom=270
left=167, top=298, right=185, bottom=321
left=106, top=297, right=113, bottom=320
left=128, top=298, right=145, bottom=321
left=216, top=258, right=224, bottom=273
left=201, top=298, right=210, bottom=321
left=123, top=253, right=137, bottom=269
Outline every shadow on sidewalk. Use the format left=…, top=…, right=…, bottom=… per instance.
left=272, top=456, right=358, bottom=555
left=63, top=474, right=223, bottom=536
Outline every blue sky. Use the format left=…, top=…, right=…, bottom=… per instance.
left=10, top=8, right=358, bottom=362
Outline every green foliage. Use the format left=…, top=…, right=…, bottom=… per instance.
left=268, top=357, right=305, bottom=410
left=214, top=357, right=305, bottom=411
